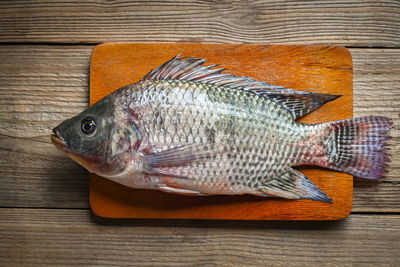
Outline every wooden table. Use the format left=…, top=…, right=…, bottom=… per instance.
left=0, top=1, right=399, bottom=265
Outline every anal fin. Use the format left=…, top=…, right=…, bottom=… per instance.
left=259, top=168, right=332, bottom=203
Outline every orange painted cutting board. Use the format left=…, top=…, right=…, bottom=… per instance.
left=89, top=43, right=353, bottom=220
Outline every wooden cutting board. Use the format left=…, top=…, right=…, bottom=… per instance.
left=89, top=43, right=353, bottom=220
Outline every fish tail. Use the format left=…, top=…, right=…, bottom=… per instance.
left=318, top=116, right=392, bottom=179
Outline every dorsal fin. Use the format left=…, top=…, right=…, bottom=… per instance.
left=254, top=90, right=341, bottom=119
left=141, top=55, right=294, bottom=94
left=142, top=56, right=341, bottom=118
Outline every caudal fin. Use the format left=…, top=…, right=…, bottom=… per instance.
left=323, top=116, right=392, bottom=179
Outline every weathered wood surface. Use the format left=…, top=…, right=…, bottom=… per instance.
left=0, top=0, right=399, bottom=265
left=1, top=209, right=399, bottom=266
left=0, top=1, right=399, bottom=47
left=0, top=46, right=398, bottom=212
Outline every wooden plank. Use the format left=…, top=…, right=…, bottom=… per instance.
left=0, top=45, right=398, bottom=212
left=0, top=208, right=399, bottom=266
left=351, top=48, right=400, bottom=212
left=0, top=45, right=91, bottom=209
left=89, top=43, right=353, bottom=220
left=0, top=1, right=399, bottom=47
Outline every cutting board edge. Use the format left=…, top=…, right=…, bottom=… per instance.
left=89, top=43, right=354, bottom=221
left=89, top=182, right=353, bottom=221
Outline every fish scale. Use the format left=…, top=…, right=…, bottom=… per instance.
left=121, top=79, right=306, bottom=194
left=52, top=56, right=391, bottom=202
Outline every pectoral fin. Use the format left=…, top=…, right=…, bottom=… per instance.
left=143, top=143, right=226, bottom=167
left=259, top=168, right=332, bottom=203
left=141, top=143, right=226, bottom=179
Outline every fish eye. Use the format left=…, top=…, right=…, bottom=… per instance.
left=81, top=118, right=96, bottom=135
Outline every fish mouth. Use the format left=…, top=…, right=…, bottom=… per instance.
left=51, top=129, right=68, bottom=151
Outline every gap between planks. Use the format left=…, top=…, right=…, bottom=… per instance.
left=1, top=206, right=399, bottom=216
left=0, top=43, right=400, bottom=49
left=0, top=0, right=399, bottom=47
left=0, top=208, right=399, bottom=266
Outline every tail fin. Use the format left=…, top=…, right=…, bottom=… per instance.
left=323, top=116, right=392, bottom=179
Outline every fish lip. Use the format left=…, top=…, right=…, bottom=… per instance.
left=51, top=130, right=68, bottom=150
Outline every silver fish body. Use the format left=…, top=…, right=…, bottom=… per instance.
left=52, top=56, right=392, bottom=202
left=114, top=80, right=310, bottom=194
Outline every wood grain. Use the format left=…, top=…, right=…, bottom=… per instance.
left=351, top=49, right=400, bottom=212
left=0, top=45, right=91, bottom=208
left=0, top=0, right=399, bottom=264
left=0, top=208, right=399, bottom=266
left=0, top=1, right=399, bottom=47
left=0, top=45, right=398, bottom=212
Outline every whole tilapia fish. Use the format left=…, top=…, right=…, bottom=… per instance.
left=51, top=56, right=392, bottom=203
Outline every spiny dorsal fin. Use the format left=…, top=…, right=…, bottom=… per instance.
left=141, top=55, right=295, bottom=94
left=142, top=56, right=341, bottom=118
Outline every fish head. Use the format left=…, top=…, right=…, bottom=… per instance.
left=51, top=95, right=116, bottom=175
